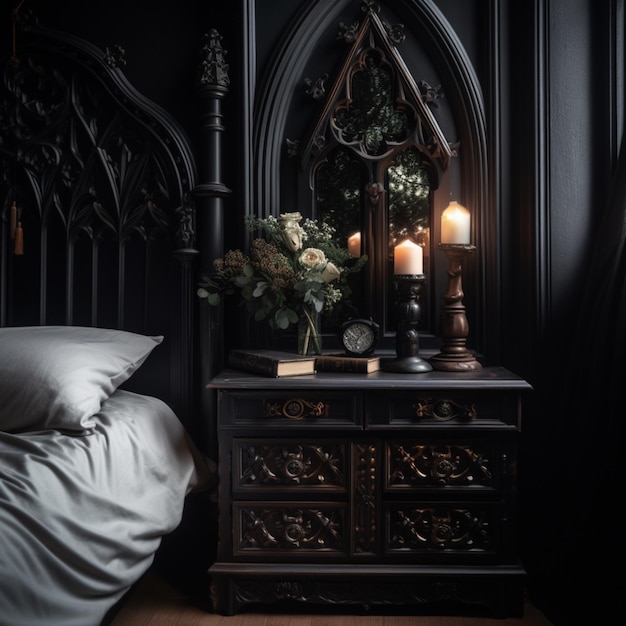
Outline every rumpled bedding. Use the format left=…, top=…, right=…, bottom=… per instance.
left=0, top=390, right=214, bottom=626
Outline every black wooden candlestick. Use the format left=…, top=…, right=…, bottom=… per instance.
left=430, top=244, right=482, bottom=371
left=383, top=274, right=432, bottom=373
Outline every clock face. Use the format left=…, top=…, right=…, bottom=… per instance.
left=341, top=319, right=378, bottom=356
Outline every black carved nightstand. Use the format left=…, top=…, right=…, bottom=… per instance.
left=207, top=367, right=531, bottom=617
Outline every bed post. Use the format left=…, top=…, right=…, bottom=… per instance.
left=194, top=29, right=231, bottom=457
left=172, top=201, right=199, bottom=432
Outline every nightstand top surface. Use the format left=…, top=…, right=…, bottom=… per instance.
left=208, top=365, right=532, bottom=391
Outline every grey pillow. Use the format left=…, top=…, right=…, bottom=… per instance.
left=0, top=326, right=163, bottom=433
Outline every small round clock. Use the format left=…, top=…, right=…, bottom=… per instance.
left=339, top=318, right=380, bottom=356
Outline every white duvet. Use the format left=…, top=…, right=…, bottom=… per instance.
left=0, top=390, right=213, bottom=626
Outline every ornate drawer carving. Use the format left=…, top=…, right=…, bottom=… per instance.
left=386, top=441, right=505, bottom=491
left=220, top=390, right=361, bottom=427
left=234, top=504, right=348, bottom=556
left=385, top=502, right=500, bottom=557
left=234, top=439, right=348, bottom=492
left=221, top=573, right=525, bottom=616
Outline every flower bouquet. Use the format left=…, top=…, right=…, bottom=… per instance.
left=198, top=212, right=367, bottom=354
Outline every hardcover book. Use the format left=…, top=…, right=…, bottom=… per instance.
left=314, top=353, right=381, bottom=374
left=228, top=349, right=316, bottom=377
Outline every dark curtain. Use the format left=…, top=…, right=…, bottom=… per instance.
left=528, top=136, right=626, bottom=624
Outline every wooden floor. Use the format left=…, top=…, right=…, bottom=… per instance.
left=109, top=568, right=555, bottom=626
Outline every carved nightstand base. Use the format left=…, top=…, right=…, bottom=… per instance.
left=209, top=563, right=526, bottom=617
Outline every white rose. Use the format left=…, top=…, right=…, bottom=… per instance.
left=279, top=212, right=303, bottom=228
left=321, top=261, right=341, bottom=283
left=282, top=225, right=302, bottom=252
left=300, top=247, right=326, bottom=268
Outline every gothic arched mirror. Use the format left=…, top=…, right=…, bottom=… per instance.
left=295, top=2, right=452, bottom=341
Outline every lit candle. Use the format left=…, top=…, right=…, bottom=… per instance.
left=394, top=239, right=423, bottom=274
left=347, top=232, right=361, bottom=257
left=441, top=201, right=471, bottom=244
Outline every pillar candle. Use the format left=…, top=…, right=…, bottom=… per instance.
left=441, top=201, right=470, bottom=244
left=394, top=239, right=423, bottom=274
left=347, top=231, right=361, bottom=257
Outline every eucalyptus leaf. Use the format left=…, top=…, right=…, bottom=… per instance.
left=234, top=275, right=251, bottom=287
left=285, top=307, right=299, bottom=323
left=253, top=281, right=269, bottom=297
left=274, top=309, right=291, bottom=329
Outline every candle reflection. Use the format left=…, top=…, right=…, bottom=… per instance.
left=347, top=232, right=361, bottom=257
left=394, top=239, right=423, bottom=275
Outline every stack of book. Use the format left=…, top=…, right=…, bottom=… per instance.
left=227, top=349, right=381, bottom=377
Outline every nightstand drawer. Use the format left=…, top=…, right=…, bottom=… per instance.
left=233, top=438, right=349, bottom=493
left=385, top=501, right=503, bottom=561
left=368, top=390, right=521, bottom=428
left=385, top=438, right=514, bottom=493
left=219, top=390, right=362, bottom=427
left=233, top=502, right=348, bottom=557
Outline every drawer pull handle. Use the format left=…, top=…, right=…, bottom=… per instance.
left=414, top=398, right=476, bottom=421
left=266, top=398, right=329, bottom=419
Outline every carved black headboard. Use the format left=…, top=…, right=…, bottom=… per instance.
left=0, top=19, right=198, bottom=426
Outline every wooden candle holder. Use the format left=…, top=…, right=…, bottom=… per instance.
left=430, top=244, right=482, bottom=371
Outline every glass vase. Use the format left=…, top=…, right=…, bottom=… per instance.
left=297, top=306, right=322, bottom=355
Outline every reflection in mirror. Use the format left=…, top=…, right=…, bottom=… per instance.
left=387, top=147, right=431, bottom=252
left=316, top=147, right=364, bottom=249
left=333, top=49, right=414, bottom=156
left=315, top=147, right=367, bottom=328
left=314, top=93, right=435, bottom=336
left=387, top=147, right=432, bottom=330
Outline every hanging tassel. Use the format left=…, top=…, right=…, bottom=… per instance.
left=14, top=207, right=23, bottom=255
left=14, top=222, right=24, bottom=255
left=10, top=201, right=17, bottom=239
left=11, top=0, right=27, bottom=69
